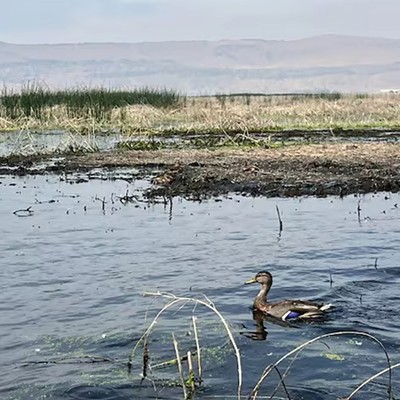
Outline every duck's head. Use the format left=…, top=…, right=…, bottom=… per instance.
left=245, top=271, right=273, bottom=285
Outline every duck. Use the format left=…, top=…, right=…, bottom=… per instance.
left=245, top=271, right=332, bottom=321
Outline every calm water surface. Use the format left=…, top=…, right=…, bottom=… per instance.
left=1, top=173, right=399, bottom=399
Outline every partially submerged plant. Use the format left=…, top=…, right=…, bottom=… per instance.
left=248, top=330, right=393, bottom=400
left=57, top=132, right=100, bottom=154
left=129, top=291, right=242, bottom=399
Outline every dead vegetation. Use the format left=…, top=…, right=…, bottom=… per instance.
left=1, top=93, right=400, bottom=134
left=2, top=141, right=400, bottom=199
left=65, top=142, right=400, bottom=199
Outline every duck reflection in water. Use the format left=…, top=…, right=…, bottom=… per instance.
left=241, top=310, right=297, bottom=341
left=240, top=310, right=268, bottom=341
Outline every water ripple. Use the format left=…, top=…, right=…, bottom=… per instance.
left=1, top=176, right=400, bottom=399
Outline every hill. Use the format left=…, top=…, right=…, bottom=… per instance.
left=1, top=35, right=400, bottom=94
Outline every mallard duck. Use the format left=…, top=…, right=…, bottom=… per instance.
left=245, top=271, right=332, bottom=321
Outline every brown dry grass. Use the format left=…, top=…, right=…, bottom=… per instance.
left=1, top=94, right=400, bottom=134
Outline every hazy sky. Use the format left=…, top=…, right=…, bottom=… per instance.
left=1, top=0, right=400, bottom=44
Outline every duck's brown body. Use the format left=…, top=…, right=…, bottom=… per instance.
left=246, top=271, right=332, bottom=321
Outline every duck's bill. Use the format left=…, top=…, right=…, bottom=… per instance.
left=245, top=277, right=257, bottom=284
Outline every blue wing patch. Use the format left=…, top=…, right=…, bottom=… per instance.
left=283, top=311, right=301, bottom=320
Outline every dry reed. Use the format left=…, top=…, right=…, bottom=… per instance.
left=248, top=331, right=393, bottom=400
left=129, top=291, right=243, bottom=399
left=1, top=93, right=400, bottom=134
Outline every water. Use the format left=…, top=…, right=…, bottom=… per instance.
left=0, top=173, right=399, bottom=399
left=0, top=131, right=117, bottom=157
left=1, top=130, right=400, bottom=158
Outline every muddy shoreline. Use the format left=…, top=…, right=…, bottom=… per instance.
left=1, top=141, right=400, bottom=199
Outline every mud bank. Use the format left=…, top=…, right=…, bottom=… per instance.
left=1, top=142, right=400, bottom=199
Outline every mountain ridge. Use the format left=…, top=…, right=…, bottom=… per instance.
left=1, top=35, right=400, bottom=94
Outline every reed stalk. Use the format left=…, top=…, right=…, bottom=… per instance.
left=172, top=333, right=187, bottom=399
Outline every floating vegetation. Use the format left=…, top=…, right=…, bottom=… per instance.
left=116, top=134, right=282, bottom=151
left=188, top=134, right=274, bottom=149
left=116, top=138, right=166, bottom=151
left=13, top=206, right=34, bottom=217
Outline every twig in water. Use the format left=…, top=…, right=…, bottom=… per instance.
left=95, top=196, right=106, bottom=213
left=169, top=196, right=173, bottom=222
left=275, top=205, right=283, bottom=238
left=151, top=350, right=198, bottom=370
left=267, top=365, right=292, bottom=400
left=13, top=206, right=34, bottom=217
left=357, top=199, right=362, bottom=223
left=192, top=316, right=202, bottom=384
left=140, top=337, right=149, bottom=384
left=172, top=333, right=187, bottom=399
left=21, top=355, right=115, bottom=365
left=129, top=297, right=183, bottom=367
left=374, top=257, right=378, bottom=269
left=345, top=362, right=400, bottom=399
left=117, top=189, right=139, bottom=204
left=329, top=269, right=334, bottom=287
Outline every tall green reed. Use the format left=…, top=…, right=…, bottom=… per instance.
left=0, top=84, right=183, bottom=121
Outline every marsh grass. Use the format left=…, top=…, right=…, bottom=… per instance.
left=1, top=89, right=399, bottom=136
left=0, top=84, right=181, bottom=123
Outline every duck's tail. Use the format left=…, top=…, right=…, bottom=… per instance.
left=319, top=303, right=333, bottom=311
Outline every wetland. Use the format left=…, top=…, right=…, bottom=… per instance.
left=1, top=89, right=400, bottom=399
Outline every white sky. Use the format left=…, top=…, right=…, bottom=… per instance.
left=1, top=0, right=400, bottom=44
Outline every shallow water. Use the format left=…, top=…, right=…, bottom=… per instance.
left=1, top=130, right=400, bottom=157
left=0, top=131, right=117, bottom=157
left=0, top=172, right=399, bottom=399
